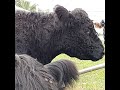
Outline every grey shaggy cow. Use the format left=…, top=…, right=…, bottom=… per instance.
left=15, top=5, right=104, bottom=64
left=15, top=54, right=79, bottom=90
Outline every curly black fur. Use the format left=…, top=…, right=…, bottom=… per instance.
left=15, top=5, right=104, bottom=64
left=15, top=54, right=79, bottom=90
left=44, top=60, right=79, bottom=89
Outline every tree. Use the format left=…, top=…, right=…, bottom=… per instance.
left=15, top=0, right=37, bottom=12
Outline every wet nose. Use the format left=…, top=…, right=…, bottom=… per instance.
left=91, top=51, right=105, bottom=61
left=102, top=51, right=105, bottom=56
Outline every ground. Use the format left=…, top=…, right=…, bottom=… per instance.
left=52, top=54, right=105, bottom=90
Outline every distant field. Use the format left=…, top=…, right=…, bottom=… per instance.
left=52, top=54, right=105, bottom=90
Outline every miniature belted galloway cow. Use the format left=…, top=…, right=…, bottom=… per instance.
left=15, top=5, right=104, bottom=64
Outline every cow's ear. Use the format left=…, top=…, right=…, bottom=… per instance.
left=54, top=5, right=69, bottom=21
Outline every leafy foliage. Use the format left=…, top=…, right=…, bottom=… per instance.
left=15, top=0, right=37, bottom=12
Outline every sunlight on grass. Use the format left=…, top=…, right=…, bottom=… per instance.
left=52, top=54, right=105, bottom=90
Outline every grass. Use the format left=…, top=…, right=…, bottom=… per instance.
left=52, top=54, right=105, bottom=90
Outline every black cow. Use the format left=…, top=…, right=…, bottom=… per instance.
left=15, top=54, right=79, bottom=90
left=15, top=5, right=104, bottom=64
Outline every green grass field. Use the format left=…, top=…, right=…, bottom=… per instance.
left=52, top=53, right=105, bottom=90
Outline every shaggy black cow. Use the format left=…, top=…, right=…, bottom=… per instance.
left=15, top=54, right=79, bottom=90
left=15, top=5, right=104, bottom=64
